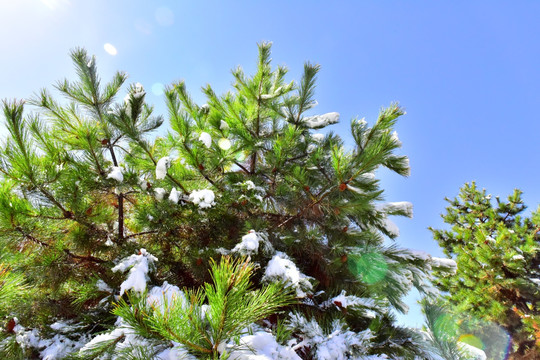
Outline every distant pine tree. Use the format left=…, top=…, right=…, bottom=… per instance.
left=0, top=43, right=442, bottom=359
left=430, top=182, right=540, bottom=359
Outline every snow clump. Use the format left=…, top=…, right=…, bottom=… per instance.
left=263, top=252, right=312, bottom=298
left=288, top=313, right=374, bottom=360
left=220, top=120, right=230, bottom=130
left=382, top=217, right=400, bottom=238
left=232, top=230, right=268, bottom=255
left=154, top=187, right=167, bottom=201
left=107, top=166, right=124, bottom=182
left=311, top=133, right=325, bottom=142
left=112, top=249, right=158, bottom=295
left=376, top=201, right=413, bottom=218
left=168, top=188, right=181, bottom=204
left=303, top=112, right=340, bottom=129
left=156, top=156, right=171, bottom=179
left=6, top=318, right=89, bottom=360
left=322, top=290, right=377, bottom=310
left=199, top=132, right=212, bottom=148
left=132, top=83, right=145, bottom=98
left=223, top=330, right=301, bottom=360
left=430, top=257, right=457, bottom=274
left=189, top=189, right=215, bottom=209
left=147, top=281, right=187, bottom=313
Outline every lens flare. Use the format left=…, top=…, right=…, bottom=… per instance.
left=349, top=252, right=387, bottom=284
left=155, top=7, right=174, bottom=26
left=458, top=320, right=511, bottom=359
left=151, top=83, right=164, bottom=96
left=458, top=334, right=484, bottom=350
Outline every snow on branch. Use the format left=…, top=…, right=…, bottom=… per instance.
left=189, top=189, right=215, bottom=209
left=263, top=252, right=312, bottom=298
left=112, top=249, right=158, bottom=295
left=107, top=166, right=124, bottom=182
left=232, top=230, right=273, bottom=255
left=155, top=156, right=171, bottom=180
left=430, top=257, right=457, bottom=274
left=376, top=201, right=413, bottom=218
left=303, top=112, right=340, bottom=129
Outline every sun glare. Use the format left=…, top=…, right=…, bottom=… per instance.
left=39, top=0, right=70, bottom=10
left=104, top=43, right=118, bottom=56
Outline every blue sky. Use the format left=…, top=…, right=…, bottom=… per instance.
left=1, top=1, right=539, bottom=327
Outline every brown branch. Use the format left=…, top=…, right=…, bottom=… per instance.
left=118, top=193, right=124, bottom=242
left=124, top=230, right=159, bottom=240
left=15, top=227, right=106, bottom=264
left=277, top=187, right=335, bottom=228
left=250, top=71, right=265, bottom=174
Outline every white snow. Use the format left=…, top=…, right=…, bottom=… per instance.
left=382, top=217, right=400, bottom=237
left=377, top=201, right=413, bottom=218
left=87, top=56, right=94, bottom=67
left=346, top=184, right=364, bottom=194
left=403, top=157, right=411, bottom=176
left=303, top=112, right=340, bottom=129
left=199, top=132, right=212, bottom=148
left=147, top=282, right=186, bottom=312
left=288, top=314, right=373, bottom=360
left=224, top=331, right=301, bottom=360
left=112, top=249, right=158, bottom=295
left=96, top=279, right=113, bottom=293
left=408, top=250, right=430, bottom=261
left=139, top=176, right=149, bottom=190
left=156, top=343, right=197, bottom=360
left=430, top=257, right=457, bottom=274
left=169, top=188, right=181, bottom=203
left=132, top=83, right=145, bottom=98
left=199, top=103, right=210, bottom=113
left=312, top=133, right=325, bottom=142
left=511, top=254, right=524, bottom=261
left=10, top=319, right=89, bottom=360
left=154, top=187, right=167, bottom=201
left=232, top=230, right=261, bottom=255
left=78, top=326, right=129, bottom=356
left=361, top=172, right=375, bottom=180
left=391, top=131, right=401, bottom=146
left=218, top=138, right=232, bottom=150
left=322, top=290, right=376, bottom=310
left=220, top=120, right=230, bottom=130
left=156, top=156, right=171, bottom=180
left=107, top=166, right=124, bottom=182
left=189, top=189, right=215, bottom=209
left=241, top=180, right=265, bottom=193
left=263, top=252, right=312, bottom=298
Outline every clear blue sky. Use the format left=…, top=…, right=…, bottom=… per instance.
left=1, top=0, right=539, bottom=327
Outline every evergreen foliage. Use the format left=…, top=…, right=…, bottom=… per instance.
left=430, top=182, right=540, bottom=359
left=0, top=43, right=437, bottom=358
left=419, top=300, right=472, bottom=360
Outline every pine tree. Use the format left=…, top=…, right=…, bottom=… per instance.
left=0, top=43, right=440, bottom=359
left=430, top=182, right=540, bottom=359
